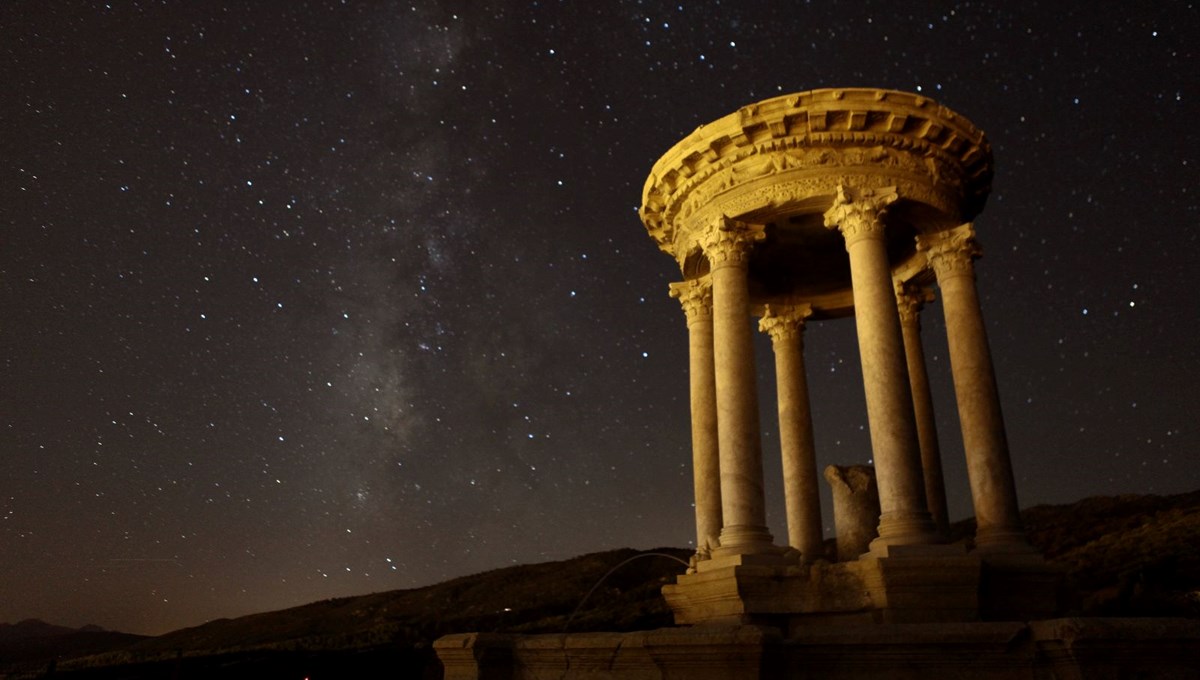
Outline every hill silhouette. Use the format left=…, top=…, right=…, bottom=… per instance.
left=0, top=620, right=144, bottom=668
left=1, top=548, right=691, bottom=679
left=4, top=490, right=1198, bottom=679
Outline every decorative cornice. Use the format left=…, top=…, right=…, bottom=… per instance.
left=917, top=224, right=982, bottom=281
left=674, top=142, right=959, bottom=228
left=822, top=184, right=898, bottom=247
left=640, top=88, right=993, bottom=255
left=668, top=279, right=713, bottom=325
left=700, top=218, right=765, bottom=267
left=758, top=303, right=813, bottom=343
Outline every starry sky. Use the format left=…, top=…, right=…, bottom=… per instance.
left=2, top=1, right=1197, bottom=636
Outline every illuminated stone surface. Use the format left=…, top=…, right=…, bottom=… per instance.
left=433, top=87, right=1200, bottom=680
left=824, top=464, right=880, bottom=562
left=644, top=88, right=1048, bottom=625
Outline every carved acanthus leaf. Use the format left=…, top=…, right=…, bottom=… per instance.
left=668, top=279, right=713, bottom=323
left=895, top=281, right=935, bottom=325
left=758, top=303, right=814, bottom=342
left=917, top=224, right=982, bottom=280
left=700, top=218, right=765, bottom=266
left=822, top=184, right=898, bottom=246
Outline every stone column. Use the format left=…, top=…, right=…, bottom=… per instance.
left=918, top=225, right=1030, bottom=552
left=759, top=304, right=824, bottom=561
left=824, top=465, right=881, bottom=562
left=896, top=281, right=950, bottom=536
left=823, top=185, right=938, bottom=549
left=669, top=279, right=722, bottom=557
left=701, top=218, right=774, bottom=552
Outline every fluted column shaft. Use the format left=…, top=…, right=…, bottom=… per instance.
left=670, top=279, right=722, bottom=556
left=919, top=225, right=1028, bottom=551
left=760, top=305, right=823, bottom=561
left=702, top=219, right=774, bottom=552
left=896, top=282, right=949, bottom=535
left=824, top=186, right=937, bottom=548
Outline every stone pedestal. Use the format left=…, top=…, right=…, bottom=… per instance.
left=855, top=545, right=981, bottom=623
left=661, top=557, right=804, bottom=628
left=662, top=544, right=984, bottom=630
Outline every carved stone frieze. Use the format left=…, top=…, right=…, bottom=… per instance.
left=677, top=143, right=956, bottom=224
left=688, top=173, right=958, bottom=229
left=697, top=175, right=837, bottom=221
left=641, top=88, right=992, bottom=257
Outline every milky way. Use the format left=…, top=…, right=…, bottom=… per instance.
left=2, top=2, right=1196, bottom=634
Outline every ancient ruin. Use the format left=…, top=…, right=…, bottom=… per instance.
left=436, top=88, right=1200, bottom=678
left=644, top=87, right=1056, bottom=626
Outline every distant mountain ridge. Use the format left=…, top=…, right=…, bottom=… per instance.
left=4, top=489, right=1198, bottom=678
left=0, top=620, right=145, bottom=668
left=0, top=619, right=82, bottom=642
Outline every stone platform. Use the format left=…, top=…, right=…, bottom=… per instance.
left=660, top=544, right=1063, bottom=629
left=436, top=618, right=1200, bottom=679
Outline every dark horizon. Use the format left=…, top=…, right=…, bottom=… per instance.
left=2, top=2, right=1197, bottom=635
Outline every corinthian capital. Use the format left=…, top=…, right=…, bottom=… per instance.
left=822, top=184, right=899, bottom=247
left=669, top=278, right=713, bottom=324
left=917, top=224, right=982, bottom=281
left=700, top=217, right=766, bottom=267
left=895, top=281, right=935, bottom=326
left=758, top=303, right=813, bottom=343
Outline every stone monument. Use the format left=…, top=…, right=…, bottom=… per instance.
left=435, top=88, right=1200, bottom=678
left=641, top=87, right=1057, bottom=626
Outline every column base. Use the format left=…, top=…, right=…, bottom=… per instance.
left=870, top=510, right=941, bottom=552
left=698, top=549, right=795, bottom=573
left=663, top=559, right=804, bottom=627
left=974, top=526, right=1037, bottom=554
left=715, top=524, right=777, bottom=555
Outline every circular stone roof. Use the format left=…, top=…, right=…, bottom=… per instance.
left=639, top=88, right=993, bottom=259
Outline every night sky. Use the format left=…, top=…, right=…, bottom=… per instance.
left=2, top=2, right=1197, bottom=636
